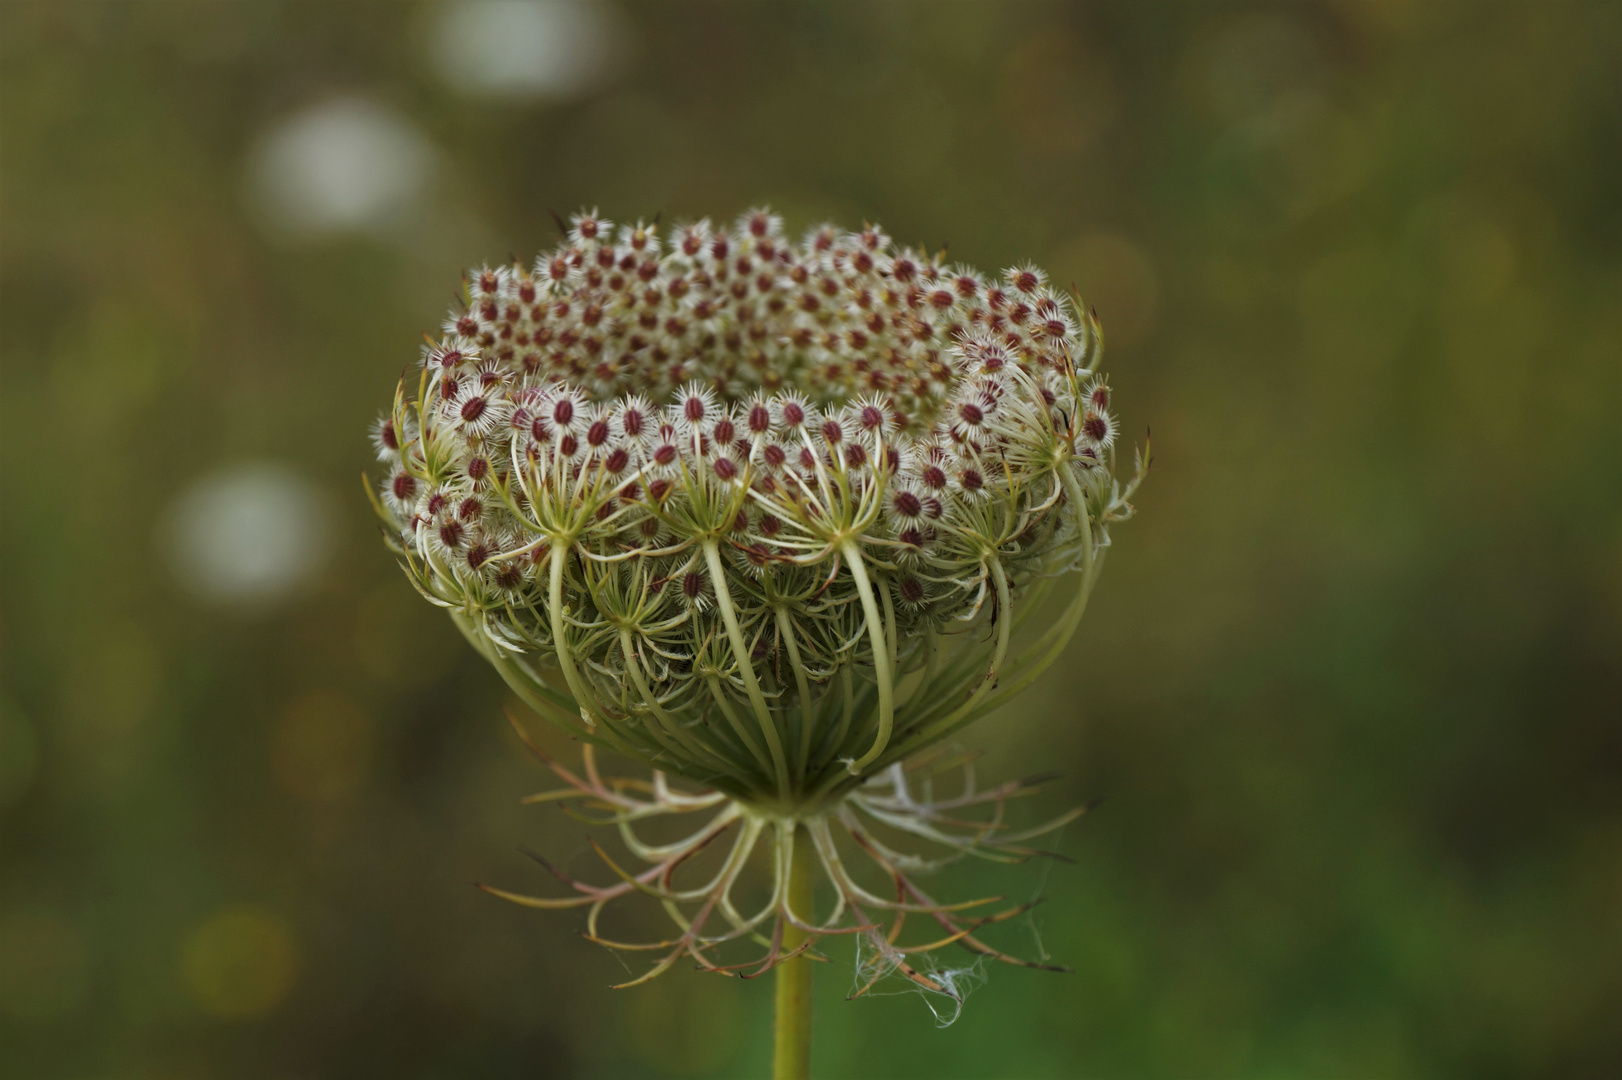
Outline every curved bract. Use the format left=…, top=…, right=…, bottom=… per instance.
left=367, top=209, right=1145, bottom=808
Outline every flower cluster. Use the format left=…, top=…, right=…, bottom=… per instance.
left=369, top=208, right=1147, bottom=1001
left=369, top=209, right=1142, bottom=805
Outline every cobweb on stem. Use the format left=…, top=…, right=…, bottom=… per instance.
left=850, top=930, right=989, bottom=1027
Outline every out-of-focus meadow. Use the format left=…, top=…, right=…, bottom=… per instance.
left=2, top=2, right=1618, bottom=1077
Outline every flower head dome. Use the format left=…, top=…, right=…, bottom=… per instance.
left=370, top=209, right=1145, bottom=805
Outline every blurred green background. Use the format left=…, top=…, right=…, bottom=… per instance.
left=2, top=2, right=1618, bottom=1077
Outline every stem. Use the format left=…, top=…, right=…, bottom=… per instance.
left=706, top=675, right=774, bottom=780
left=547, top=544, right=597, bottom=726
left=618, top=630, right=736, bottom=776
left=705, top=539, right=793, bottom=797
left=774, top=824, right=815, bottom=1080
left=842, top=540, right=894, bottom=775
left=898, top=556, right=1013, bottom=740
left=776, top=607, right=816, bottom=784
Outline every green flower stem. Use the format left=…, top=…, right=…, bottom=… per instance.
left=547, top=544, right=599, bottom=727
left=775, top=608, right=817, bottom=785
left=808, top=666, right=855, bottom=775
left=910, top=624, right=941, bottom=707
left=450, top=608, right=644, bottom=758
left=618, top=629, right=735, bottom=775
left=774, top=823, right=816, bottom=1080
left=705, top=675, right=775, bottom=783
left=705, top=539, right=793, bottom=796
left=842, top=540, right=895, bottom=775
left=885, top=556, right=1014, bottom=743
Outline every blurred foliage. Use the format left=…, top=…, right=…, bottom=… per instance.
left=2, top=2, right=1619, bottom=1077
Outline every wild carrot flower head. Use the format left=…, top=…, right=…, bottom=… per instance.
left=368, top=209, right=1147, bottom=1006
left=369, top=208, right=1144, bottom=806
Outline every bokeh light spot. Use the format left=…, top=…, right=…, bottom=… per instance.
left=428, top=1, right=623, bottom=101
left=180, top=905, right=299, bottom=1020
left=247, top=97, right=435, bottom=240
left=163, top=462, right=330, bottom=608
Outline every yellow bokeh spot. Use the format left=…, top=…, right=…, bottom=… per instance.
left=271, top=690, right=373, bottom=803
left=179, top=905, right=298, bottom=1019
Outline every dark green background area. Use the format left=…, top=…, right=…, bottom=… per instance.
left=2, top=2, right=1618, bottom=1077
